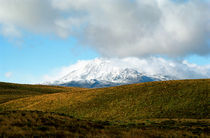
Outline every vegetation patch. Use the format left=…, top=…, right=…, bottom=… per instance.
left=0, top=79, right=209, bottom=137
left=0, top=82, right=86, bottom=104
left=0, top=111, right=209, bottom=137
left=1, top=79, right=209, bottom=122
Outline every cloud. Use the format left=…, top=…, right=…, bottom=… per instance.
left=0, top=24, right=21, bottom=37
left=43, top=57, right=210, bottom=83
left=0, top=0, right=209, bottom=57
left=5, top=72, right=12, bottom=78
left=0, top=0, right=59, bottom=35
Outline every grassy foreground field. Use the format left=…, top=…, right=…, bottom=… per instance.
left=0, top=110, right=209, bottom=137
left=0, top=79, right=209, bottom=137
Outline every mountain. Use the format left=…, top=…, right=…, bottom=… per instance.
left=48, top=58, right=174, bottom=88
left=45, top=57, right=210, bottom=88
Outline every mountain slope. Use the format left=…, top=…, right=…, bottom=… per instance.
left=1, top=79, right=209, bottom=122
left=46, top=58, right=210, bottom=88
left=48, top=58, right=178, bottom=88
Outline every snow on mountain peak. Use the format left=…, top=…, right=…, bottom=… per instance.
left=57, top=58, right=150, bottom=84
left=45, top=57, right=210, bottom=88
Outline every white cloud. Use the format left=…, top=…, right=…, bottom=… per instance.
left=43, top=57, right=210, bottom=83
left=50, top=0, right=210, bottom=57
left=0, top=0, right=59, bottom=35
left=0, top=0, right=209, bottom=57
left=0, top=24, right=21, bottom=37
left=5, top=72, right=12, bottom=78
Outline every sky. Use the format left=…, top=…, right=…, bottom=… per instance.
left=0, top=0, right=210, bottom=84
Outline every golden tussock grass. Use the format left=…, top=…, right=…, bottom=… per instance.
left=0, top=79, right=209, bottom=137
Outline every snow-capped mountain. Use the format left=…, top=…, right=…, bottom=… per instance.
left=47, top=58, right=175, bottom=88
left=45, top=57, right=209, bottom=88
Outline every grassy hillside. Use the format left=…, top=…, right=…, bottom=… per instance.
left=0, top=82, right=86, bottom=104
left=0, top=79, right=209, bottom=122
left=0, top=110, right=209, bottom=137
left=0, top=79, right=209, bottom=137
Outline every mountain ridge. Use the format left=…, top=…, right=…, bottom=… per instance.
left=47, top=58, right=177, bottom=88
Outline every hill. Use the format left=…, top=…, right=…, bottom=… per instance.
left=0, top=79, right=209, bottom=137
left=0, top=79, right=209, bottom=122
left=0, top=82, right=86, bottom=104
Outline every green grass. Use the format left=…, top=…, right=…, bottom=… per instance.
left=0, top=79, right=209, bottom=137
